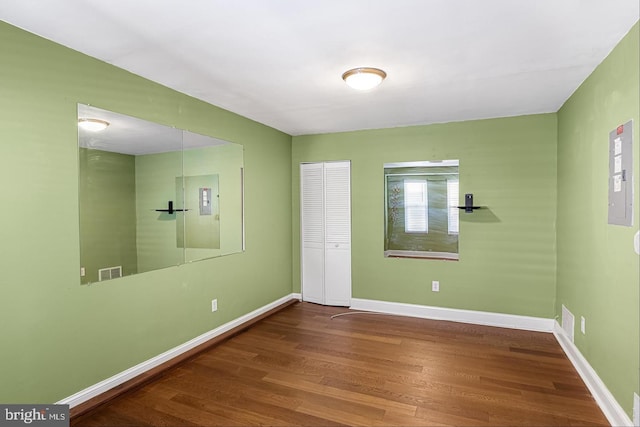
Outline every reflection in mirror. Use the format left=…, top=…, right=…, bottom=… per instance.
left=78, top=104, right=244, bottom=285
left=181, top=130, right=244, bottom=263
left=384, top=160, right=459, bottom=260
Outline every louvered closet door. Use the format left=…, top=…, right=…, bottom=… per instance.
left=323, top=162, right=351, bottom=306
left=300, top=161, right=351, bottom=307
left=300, top=163, right=325, bottom=304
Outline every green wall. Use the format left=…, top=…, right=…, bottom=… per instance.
left=79, top=148, right=138, bottom=284
left=293, top=113, right=558, bottom=318
left=0, top=21, right=292, bottom=403
left=556, top=23, right=639, bottom=417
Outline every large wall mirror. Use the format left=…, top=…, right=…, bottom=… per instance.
left=78, top=104, right=244, bottom=285
left=384, top=160, right=459, bottom=260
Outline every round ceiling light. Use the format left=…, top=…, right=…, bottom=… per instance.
left=78, top=118, right=110, bottom=132
left=342, top=67, right=387, bottom=91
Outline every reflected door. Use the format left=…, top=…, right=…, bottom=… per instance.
left=176, top=174, right=220, bottom=249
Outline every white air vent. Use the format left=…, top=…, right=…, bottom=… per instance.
left=561, top=304, right=575, bottom=343
left=98, top=266, right=122, bottom=282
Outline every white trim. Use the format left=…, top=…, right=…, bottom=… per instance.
left=350, top=298, right=554, bottom=332
left=57, top=293, right=300, bottom=408
left=384, top=250, right=459, bottom=261
left=553, top=321, right=633, bottom=427
left=384, top=159, right=459, bottom=168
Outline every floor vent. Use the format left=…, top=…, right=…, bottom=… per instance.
left=98, top=266, right=123, bottom=282
left=561, top=304, right=575, bottom=343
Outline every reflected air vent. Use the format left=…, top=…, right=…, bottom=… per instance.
left=98, top=266, right=123, bottom=282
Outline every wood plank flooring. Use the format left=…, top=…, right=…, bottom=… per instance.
left=72, top=302, right=608, bottom=426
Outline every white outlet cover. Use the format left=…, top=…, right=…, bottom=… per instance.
left=634, top=230, right=639, bottom=255
left=432, top=281, right=440, bottom=292
left=580, top=316, right=586, bottom=334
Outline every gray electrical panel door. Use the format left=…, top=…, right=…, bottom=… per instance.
left=608, top=120, right=633, bottom=226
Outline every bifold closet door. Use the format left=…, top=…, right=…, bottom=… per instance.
left=301, top=163, right=325, bottom=305
left=323, top=162, right=351, bottom=306
left=301, top=161, right=351, bottom=306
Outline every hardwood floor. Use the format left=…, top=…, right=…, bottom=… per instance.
left=73, top=302, right=608, bottom=426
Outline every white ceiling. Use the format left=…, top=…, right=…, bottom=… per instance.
left=1, top=1, right=638, bottom=136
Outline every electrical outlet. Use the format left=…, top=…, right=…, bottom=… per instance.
left=211, top=299, right=218, bottom=312
left=80, top=267, right=85, bottom=277
left=580, top=316, right=586, bottom=334
left=432, top=281, right=440, bottom=292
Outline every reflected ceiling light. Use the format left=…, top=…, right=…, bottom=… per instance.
left=78, top=118, right=109, bottom=132
left=342, top=67, right=387, bottom=90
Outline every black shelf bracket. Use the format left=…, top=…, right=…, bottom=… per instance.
left=457, top=193, right=482, bottom=213
left=155, top=201, right=189, bottom=214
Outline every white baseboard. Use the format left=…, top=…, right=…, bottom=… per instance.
left=553, top=321, right=633, bottom=427
left=57, top=293, right=300, bottom=408
left=350, top=298, right=555, bottom=332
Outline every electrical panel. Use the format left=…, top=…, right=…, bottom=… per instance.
left=199, top=187, right=212, bottom=216
left=608, top=120, right=633, bottom=226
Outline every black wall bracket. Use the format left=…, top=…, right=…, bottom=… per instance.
left=457, top=193, right=482, bottom=213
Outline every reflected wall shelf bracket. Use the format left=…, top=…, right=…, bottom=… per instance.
left=155, top=201, right=189, bottom=214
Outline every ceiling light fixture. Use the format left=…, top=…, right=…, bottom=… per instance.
left=78, top=118, right=110, bottom=132
left=342, top=67, right=387, bottom=91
